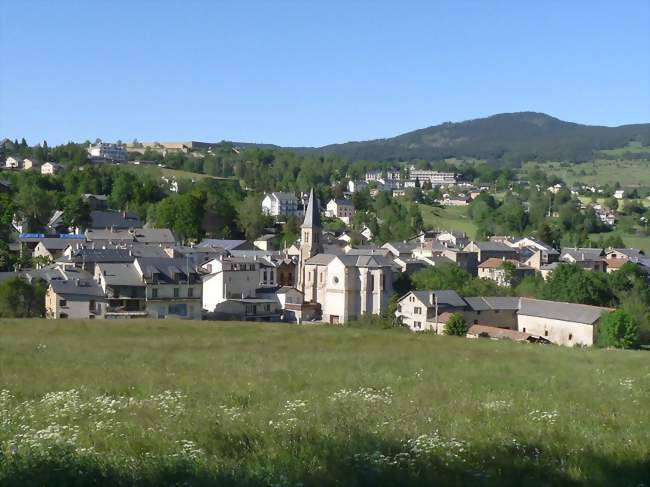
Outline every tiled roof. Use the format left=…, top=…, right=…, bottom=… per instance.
left=467, top=325, right=533, bottom=341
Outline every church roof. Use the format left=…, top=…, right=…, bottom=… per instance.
left=302, top=188, right=321, bottom=228
left=339, top=255, right=392, bottom=268
left=305, top=254, right=337, bottom=265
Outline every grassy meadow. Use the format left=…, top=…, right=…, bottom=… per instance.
left=419, top=204, right=478, bottom=238
left=1, top=320, right=649, bottom=485
left=523, top=157, right=650, bottom=188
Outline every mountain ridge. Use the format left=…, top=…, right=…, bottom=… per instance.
left=235, top=112, right=650, bottom=162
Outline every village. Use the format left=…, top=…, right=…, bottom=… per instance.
left=2, top=147, right=648, bottom=349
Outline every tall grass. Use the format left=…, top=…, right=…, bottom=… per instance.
left=0, top=319, right=649, bottom=485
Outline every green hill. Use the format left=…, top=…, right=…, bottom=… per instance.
left=233, top=112, right=650, bottom=163
left=1, top=319, right=648, bottom=485
left=298, top=112, right=650, bottom=162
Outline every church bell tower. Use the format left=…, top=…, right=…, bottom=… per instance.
left=298, top=188, right=323, bottom=292
left=300, top=188, right=323, bottom=261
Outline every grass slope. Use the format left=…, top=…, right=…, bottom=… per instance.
left=524, top=157, right=650, bottom=188
left=419, top=204, right=478, bottom=238
left=1, top=320, right=648, bottom=485
left=122, top=164, right=234, bottom=181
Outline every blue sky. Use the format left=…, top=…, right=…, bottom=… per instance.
left=1, top=0, right=649, bottom=146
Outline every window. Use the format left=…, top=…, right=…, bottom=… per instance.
left=414, top=321, right=421, bottom=329
left=173, top=288, right=180, bottom=298
left=568, top=333, right=573, bottom=341
left=522, top=327, right=526, bottom=332
left=60, top=313, right=68, bottom=319
left=188, top=287, right=194, bottom=298
left=544, top=330, right=548, bottom=337
left=265, top=304, right=270, bottom=311
left=332, top=276, right=339, bottom=284
left=151, top=288, right=158, bottom=298
left=59, top=299, right=67, bottom=307
left=368, top=274, right=374, bottom=291
left=168, top=303, right=187, bottom=316
left=414, top=307, right=422, bottom=315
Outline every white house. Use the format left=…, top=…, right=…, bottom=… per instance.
left=395, top=290, right=467, bottom=332
left=477, top=258, right=535, bottom=287
left=41, top=162, right=62, bottom=175
left=325, top=199, right=355, bottom=224
left=261, top=192, right=302, bottom=218
left=23, top=158, right=39, bottom=170
left=347, top=180, right=367, bottom=193
left=5, top=156, right=22, bottom=169
left=46, top=271, right=105, bottom=319
left=201, top=256, right=261, bottom=312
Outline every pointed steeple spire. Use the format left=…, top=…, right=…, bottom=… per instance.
left=302, top=188, right=321, bottom=228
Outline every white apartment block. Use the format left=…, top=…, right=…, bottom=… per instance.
left=365, top=169, right=401, bottom=182
left=88, top=142, right=128, bottom=162
left=407, top=169, right=456, bottom=185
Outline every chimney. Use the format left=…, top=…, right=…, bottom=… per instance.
left=429, top=292, right=434, bottom=306
left=122, top=210, right=127, bottom=219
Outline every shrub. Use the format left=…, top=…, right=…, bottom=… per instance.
left=444, top=313, right=467, bottom=336
left=598, top=310, right=639, bottom=349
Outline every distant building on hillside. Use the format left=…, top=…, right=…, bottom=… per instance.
left=325, top=199, right=355, bottom=224
left=41, top=162, right=62, bottom=175
left=261, top=192, right=303, bottom=218
left=88, top=142, right=128, bottom=163
left=5, top=156, right=23, bottom=169
left=407, top=168, right=456, bottom=185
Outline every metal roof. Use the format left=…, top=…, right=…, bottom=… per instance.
left=97, top=263, right=143, bottom=287
left=401, top=290, right=466, bottom=308
left=89, top=210, right=143, bottom=230
left=464, top=296, right=520, bottom=311
left=519, top=298, right=608, bottom=325
left=50, top=278, right=105, bottom=298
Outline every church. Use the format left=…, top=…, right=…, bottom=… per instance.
left=298, top=189, right=393, bottom=324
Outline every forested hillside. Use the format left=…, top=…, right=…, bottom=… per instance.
left=285, top=112, right=650, bottom=162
